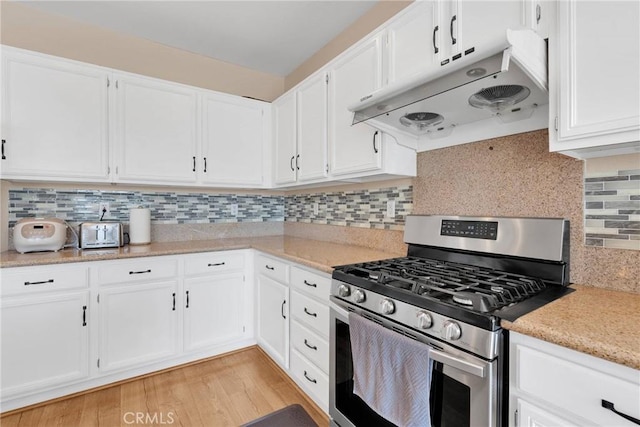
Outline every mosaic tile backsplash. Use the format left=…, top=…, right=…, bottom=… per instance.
left=7, top=185, right=413, bottom=231
left=285, top=185, right=412, bottom=230
left=584, top=168, right=640, bottom=250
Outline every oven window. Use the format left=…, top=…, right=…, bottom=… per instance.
left=430, top=363, right=471, bottom=427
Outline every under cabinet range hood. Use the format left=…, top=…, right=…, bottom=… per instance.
left=349, top=29, right=548, bottom=140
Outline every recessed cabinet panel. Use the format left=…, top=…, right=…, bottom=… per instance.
left=1, top=50, right=109, bottom=181
left=114, top=74, right=198, bottom=184
left=1, top=291, right=89, bottom=397
left=201, top=94, right=266, bottom=186
left=329, top=34, right=384, bottom=176
left=297, top=74, right=328, bottom=182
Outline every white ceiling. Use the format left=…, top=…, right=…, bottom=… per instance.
left=17, top=0, right=379, bottom=76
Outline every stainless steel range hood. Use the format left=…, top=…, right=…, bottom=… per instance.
left=349, top=29, right=548, bottom=140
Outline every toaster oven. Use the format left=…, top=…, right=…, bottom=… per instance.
left=79, top=222, right=124, bottom=249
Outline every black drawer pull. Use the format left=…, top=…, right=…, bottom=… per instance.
left=186, top=290, right=190, bottom=308
left=304, top=307, right=317, bottom=317
left=303, top=280, right=317, bottom=288
left=602, top=399, right=640, bottom=425
left=172, top=293, right=176, bottom=311
left=304, top=339, right=318, bottom=351
left=265, top=265, right=275, bottom=271
left=82, top=306, right=87, bottom=326
left=281, top=300, right=287, bottom=319
left=24, top=279, right=54, bottom=286
left=208, top=262, right=226, bottom=267
left=1, top=139, right=5, bottom=160
left=129, top=269, right=151, bottom=275
left=303, top=371, right=317, bottom=384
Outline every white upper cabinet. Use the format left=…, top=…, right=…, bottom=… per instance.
left=273, top=91, right=297, bottom=185
left=113, top=73, right=198, bottom=184
left=549, top=0, right=640, bottom=158
left=1, top=48, right=110, bottom=182
left=296, top=73, right=329, bottom=182
left=328, top=33, right=384, bottom=176
left=201, top=92, right=269, bottom=187
left=386, top=1, right=439, bottom=84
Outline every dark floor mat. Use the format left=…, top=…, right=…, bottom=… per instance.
left=241, top=404, right=319, bottom=427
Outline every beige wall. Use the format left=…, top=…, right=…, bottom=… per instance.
left=0, top=2, right=284, bottom=101
left=285, top=0, right=412, bottom=91
left=413, top=129, right=640, bottom=293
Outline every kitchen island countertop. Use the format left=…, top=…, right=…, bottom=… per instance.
left=2, top=237, right=638, bottom=370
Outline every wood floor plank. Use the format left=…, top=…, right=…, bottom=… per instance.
left=0, top=346, right=329, bottom=427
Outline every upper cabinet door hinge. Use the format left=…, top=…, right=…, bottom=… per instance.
left=107, top=78, right=110, bottom=88
left=554, top=116, right=559, bottom=131
left=325, top=74, right=329, bottom=84
left=514, top=409, right=519, bottom=427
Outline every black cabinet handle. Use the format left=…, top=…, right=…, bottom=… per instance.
left=303, top=280, right=317, bottom=288
left=536, top=4, right=541, bottom=24
left=265, top=265, right=275, bottom=271
left=82, top=305, right=87, bottom=326
left=193, top=156, right=196, bottom=172
left=372, top=130, right=379, bottom=154
left=304, top=339, right=318, bottom=351
left=208, top=262, right=226, bottom=267
left=296, top=154, right=300, bottom=170
left=450, top=15, right=457, bottom=45
left=304, top=307, right=317, bottom=317
left=1, top=139, right=5, bottom=160
left=290, top=156, right=295, bottom=172
left=602, top=400, right=640, bottom=425
left=129, top=269, right=151, bottom=275
left=24, top=279, right=54, bottom=286
left=281, top=300, right=287, bottom=319
left=172, top=293, right=176, bottom=311
left=303, top=371, right=317, bottom=384
left=185, top=290, right=190, bottom=308
left=203, top=157, right=207, bottom=173
left=433, top=25, right=439, bottom=54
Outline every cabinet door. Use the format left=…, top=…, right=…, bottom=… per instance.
left=201, top=93, right=267, bottom=186
left=184, top=273, right=245, bottom=352
left=113, top=74, right=198, bottom=184
left=445, top=0, right=524, bottom=57
left=273, top=92, right=297, bottom=185
left=257, top=275, right=289, bottom=369
left=514, top=399, right=579, bottom=427
left=329, top=34, right=384, bottom=176
left=386, top=1, right=439, bottom=84
left=297, top=73, right=328, bottom=182
left=1, top=49, right=109, bottom=181
left=552, top=1, right=640, bottom=149
left=98, top=281, right=178, bottom=372
left=1, top=291, right=89, bottom=397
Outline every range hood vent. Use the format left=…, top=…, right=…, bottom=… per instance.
left=349, top=29, right=548, bottom=139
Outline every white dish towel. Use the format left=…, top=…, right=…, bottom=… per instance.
left=349, top=312, right=433, bottom=427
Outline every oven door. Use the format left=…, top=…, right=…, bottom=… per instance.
left=329, top=299, right=500, bottom=427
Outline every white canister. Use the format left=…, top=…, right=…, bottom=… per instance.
left=129, top=207, right=151, bottom=245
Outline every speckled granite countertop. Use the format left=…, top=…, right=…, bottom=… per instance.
left=502, top=285, right=640, bottom=370
left=0, top=236, right=404, bottom=274
left=2, top=239, right=638, bottom=370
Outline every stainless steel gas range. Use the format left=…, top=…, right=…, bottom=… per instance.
left=329, top=215, right=573, bottom=427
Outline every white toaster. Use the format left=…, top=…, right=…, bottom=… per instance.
left=13, top=218, right=68, bottom=253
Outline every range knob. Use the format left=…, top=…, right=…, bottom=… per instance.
left=442, top=320, right=462, bottom=341
left=353, top=289, right=366, bottom=303
left=380, top=298, right=396, bottom=315
left=416, top=310, right=433, bottom=329
left=337, top=284, right=351, bottom=297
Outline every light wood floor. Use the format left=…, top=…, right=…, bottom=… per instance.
left=1, top=346, right=329, bottom=427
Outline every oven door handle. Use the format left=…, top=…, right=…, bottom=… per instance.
left=429, top=349, right=486, bottom=378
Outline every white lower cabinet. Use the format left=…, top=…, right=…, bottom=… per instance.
left=97, top=281, right=179, bottom=373
left=256, top=273, right=290, bottom=369
left=510, top=332, right=640, bottom=427
left=0, top=291, right=90, bottom=398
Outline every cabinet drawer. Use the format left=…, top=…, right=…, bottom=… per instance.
left=291, top=321, right=329, bottom=374
left=514, top=341, right=640, bottom=426
left=291, top=267, right=331, bottom=302
left=291, top=290, right=329, bottom=338
left=256, top=254, right=289, bottom=283
left=1, top=264, right=88, bottom=296
left=290, top=348, right=329, bottom=411
left=95, top=257, right=178, bottom=285
left=184, top=251, right=244, bottom=276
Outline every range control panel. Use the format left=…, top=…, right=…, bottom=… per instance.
left=440, top=220, right=498, bottom=240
